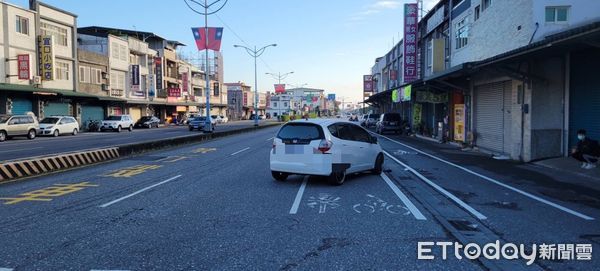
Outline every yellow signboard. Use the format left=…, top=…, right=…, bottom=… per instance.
left=38, top=35, right=55, bottom=81
left=413, top=103, right=422, bottom=126
left=454, top=104, right=465, bottom=142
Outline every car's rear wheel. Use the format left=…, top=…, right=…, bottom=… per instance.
left=27, top=129, right=36, bottom=140
left=72, top=128, right=78, bottom=136
left=0, top=131, right=6, bottom=142
left=372, top=153, right=384, bottom=175
left=329, top=170, right=346, bottom=186
left=53, top=129, right=59, bottom=137
left=271, top=171, right=288, bottom=181
left=128, top=125, right=133, bottom=132
left=116, top=126, right=122, bottom=133
left=189, top=126, right=194, bottom=131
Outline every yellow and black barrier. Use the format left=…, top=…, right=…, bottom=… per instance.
left=0, top=148, right=119, bottom=183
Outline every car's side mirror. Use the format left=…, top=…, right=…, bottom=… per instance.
left=371, top=136, right=378, bottom=144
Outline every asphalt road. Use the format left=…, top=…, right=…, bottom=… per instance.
left=0, top=120, right=275, bottom=162
left=0, top=124, right=598, bottom=270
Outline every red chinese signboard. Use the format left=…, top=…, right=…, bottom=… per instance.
left=17, top=54, right=30, bottom=80
left=403, top=3, right=418, bottom=83
left=363, top=75, right=373, bottom=93
left=274, top=84, right=286, bottom=94
left=168, top=87, right=181, bottom=97
left=182, top=72, right=189, bottom=95
left=243, top=92, right=248, bottom=106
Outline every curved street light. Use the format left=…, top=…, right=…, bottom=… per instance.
left=233, top=44, right=277, bottom=126
left=265, top=71, right=294, bottom=84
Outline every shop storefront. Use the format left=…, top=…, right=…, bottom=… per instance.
left=413, top=89, right=448, bottom=140
left=473, top=80, right=512, bottom=155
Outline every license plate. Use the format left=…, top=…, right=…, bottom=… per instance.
left=285, top=145, right=304, bottom=154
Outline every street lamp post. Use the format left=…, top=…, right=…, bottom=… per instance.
left=233, top=44, right=277, bottom=126
left=266, top=71, right=293, bottom=117
left=184, top=0, right=227, bottom=132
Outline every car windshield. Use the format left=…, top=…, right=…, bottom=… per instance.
left=0, top=115, right=10, bottom=123
left=369, top=114, right=380, bottom=119
left=139, top=116, right=152, bottom=121
left=40, top=117, right=60, bottom=124
left=277, top=123, right=323, bottom=140
left=193, top=117, right=206, bottom=121
left=105, top=116, right=121, bottom=121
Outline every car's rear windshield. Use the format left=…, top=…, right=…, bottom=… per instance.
left=369, top=114, right=380, bottom=119
left=139, top=116, right=152, bottom=121
left=384, top=114, right=401, bottom=121
left=105, top=116, right=121, bottom=120
left=40, top=117, right=60, bottom=124
left=277, top=123, right=324, bottom=141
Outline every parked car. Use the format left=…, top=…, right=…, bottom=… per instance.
left=100, top=115, right=134, bottom=132
left=219, top=115, right=229, bottom=123
left=359, top=114, right=368, bottom=127
left=348, top=115, right=359, bottom=122
left=39, top=116, right=79, bottom=137
left=188, top=116, right=216, bottom=131
left=375, top=113, right=402, bottom=134
left=270, top=119, right=384, bottom=185
left=365, top=113, right=380, bottom=128
left=0, top=113, right=39, bottom=142
left=135, top=116, right=160, bottom=128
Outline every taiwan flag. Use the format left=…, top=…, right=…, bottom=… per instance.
left=191, top=27, right=223, bottom=51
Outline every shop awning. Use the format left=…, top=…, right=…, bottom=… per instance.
left=0, top=83, right=103, bottom=99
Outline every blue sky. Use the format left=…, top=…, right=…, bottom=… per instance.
left=12, top=0, right=436, bottom=103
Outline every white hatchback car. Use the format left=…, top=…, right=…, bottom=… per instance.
left=39, top=116, right=79, bottom=137
left=100, top=115, right=134, bottom=132
left=270, top=119, right=384, bottom=185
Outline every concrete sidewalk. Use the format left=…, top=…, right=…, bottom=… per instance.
left=534, top=156, right=600, bottom=182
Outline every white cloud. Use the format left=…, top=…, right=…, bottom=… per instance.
left=372, top=0, right=403, bottom=9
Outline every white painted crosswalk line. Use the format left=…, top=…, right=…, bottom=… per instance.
left=0, top=268, right=14, bottom=271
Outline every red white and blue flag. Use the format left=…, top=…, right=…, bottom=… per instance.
left=191, top=27, right=223, bottom=51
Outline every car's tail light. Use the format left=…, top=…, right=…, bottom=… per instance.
left=318, top=139, right=333, bottom=153
left=272, top=140, right=276, bottom=149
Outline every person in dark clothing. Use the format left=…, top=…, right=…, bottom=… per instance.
left=571, top=129, right=600, bottom=169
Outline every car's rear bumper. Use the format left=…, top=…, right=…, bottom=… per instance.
left=270, top=154, right=333, bottom=176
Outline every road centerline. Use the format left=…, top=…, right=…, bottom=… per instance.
left=289, top=176, right=309, bottom=214
left=375, top=133, right=595, bottom=221
left=380, top=173, right=427, bottom=220
left=230, top=147, right=250, bottom=156
left=99, top=175, right=182, bottom=208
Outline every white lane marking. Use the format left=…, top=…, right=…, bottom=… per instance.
left=383, top=150, right=488, bottom=220
left=90, top=270, right=130, bottom=271
left=266, top=137, right=274, bottom=141
left=289, top=176, right=309, bottom=214
left=377, top=134, right=595, bottom=221
left=230, top=147, right=250, bottom=156
left=0, top=147, right=43, bottom=153
left=99, top=175, right=182, bottom=208
left=380, top=173, right=427, bottom=220
left=0, top=268, right=14, bottom=271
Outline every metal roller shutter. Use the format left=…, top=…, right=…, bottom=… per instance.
left=129, top=107, right=142, bottom=122
left=474, top=81, right=506, bottom=154
left=569, top=49, right=600, bottom=147
left=81, top=105, right=104, bottom=124
left=44, top=102, right=69, bottom=117
left=11, top=98, right=32, bottom=115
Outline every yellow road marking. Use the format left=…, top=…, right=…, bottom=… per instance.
left=155, top=156, right=187, bottom=163
left=193, top=147, right=217, bottom=154
left=104, top=165, right=162, bottom=178
left=0, top=182, right=98, bottom=205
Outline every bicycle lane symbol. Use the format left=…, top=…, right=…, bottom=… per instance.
left=307, top=193, right=341, bottom=214
left=353, top=194, right=410, bottom=215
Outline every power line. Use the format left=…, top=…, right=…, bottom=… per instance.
left=209, top=7, right=275, bottom=73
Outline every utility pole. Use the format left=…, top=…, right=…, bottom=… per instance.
left=184, top=0, right=227, bottom=132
